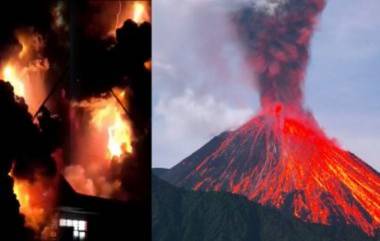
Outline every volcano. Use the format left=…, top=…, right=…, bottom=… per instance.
left=161, top=0, right=380, bottom=237
left=162, top=106, right=380, bottom=236
left=160, top=0, right=379, bottom=237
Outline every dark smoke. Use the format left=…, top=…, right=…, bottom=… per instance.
left=67, top=0, right=151, bottom=201
left=234, top=0, right=325, bottom=109
left=0, top=81, right=61, bottom=241
left=70, top=19, right=151, bottom=132
left=0, top=3, right=66, bottom=240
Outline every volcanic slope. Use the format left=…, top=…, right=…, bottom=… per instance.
left=162, top=109, right=380, bottom=236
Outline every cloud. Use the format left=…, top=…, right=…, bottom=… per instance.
left=153, top=0, right=380, bottom=171
left=153, top=89, right=253, bottom=167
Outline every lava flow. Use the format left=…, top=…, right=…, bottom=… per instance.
left=170, top=106, right=380, bottom=235
left=162, top=0, right=380, bottom=237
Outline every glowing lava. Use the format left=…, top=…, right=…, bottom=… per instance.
left=166, top=107, right=380, bottom=236
left=161, top=0, right=379, bottom=237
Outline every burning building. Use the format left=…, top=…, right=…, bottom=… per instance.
left=1, top=1, right=151, bottom=241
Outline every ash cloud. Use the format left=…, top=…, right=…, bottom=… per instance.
left=234, top=0, right=326, bottom=108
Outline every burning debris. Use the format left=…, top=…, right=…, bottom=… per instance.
left=161, top=0, right=380, bottom=237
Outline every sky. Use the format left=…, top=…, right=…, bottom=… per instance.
left=152, top=0, right=380, bottom=171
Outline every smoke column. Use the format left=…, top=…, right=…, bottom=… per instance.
left=234, top=0, right=325, bottom=109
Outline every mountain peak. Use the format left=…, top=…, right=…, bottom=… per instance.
left=163, top=110, right=380, bottom=236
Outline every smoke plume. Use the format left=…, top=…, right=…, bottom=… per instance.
left=234, top=0, right=326, bottom=109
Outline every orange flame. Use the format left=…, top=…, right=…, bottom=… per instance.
left=132, top=2, right=148, bottom=24
left=65, top=89, right=132, bottom=198
left=0, top=30, right=49, bottom=114
left=3, top=29, right=53, bottom=239
left=10, top=170, right=57, bottom=239
left=2, top=64, right=25, bottom=97
left=13, top=179, right=45, bottom=230
left=110, top=1, right=150, bottom=37
left=88, top=90, right=133, bottom=160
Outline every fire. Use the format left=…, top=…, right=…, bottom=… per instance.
left=0, top=30, right=49, bottom=114
left=2, top=29, right=53, bottom=238
left=88, top=90, right=133, bottom=160
left=10, top=170, right=57, bottom=239
left=65, top=88, right=132, bottom=198
left=107, top=113, right=132, bottom=158
left=132, top=2, right=147, bottom=24
left=2, top=64, right=25, bottom=97
left=13, top=179, right=45, bottom=230
left=110, top=1, right=150, bottom=37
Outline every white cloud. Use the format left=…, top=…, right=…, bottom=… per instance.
left=153, top=89, right=253, bottom=167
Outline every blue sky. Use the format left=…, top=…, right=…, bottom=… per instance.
left=152, top=0, right=380, bottom=171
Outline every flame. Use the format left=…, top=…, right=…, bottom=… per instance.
left=0, top=30, right=49, bottom=114
left=132, top=2, right=147, bottom=24
left=13, top=179, right=45, bottom=231
left=2, top=30, right=52, bottom=238
left=2, top=64, right=25, bottom=97
left=88, top=90, right=133, bottom=160
left=110, top=1, right=150, bottom=37
left=107, top=113, right=132, bottom=158
left=65, top=89, right=133, bottom=198
left=10, top=170, right=57, bottom=238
